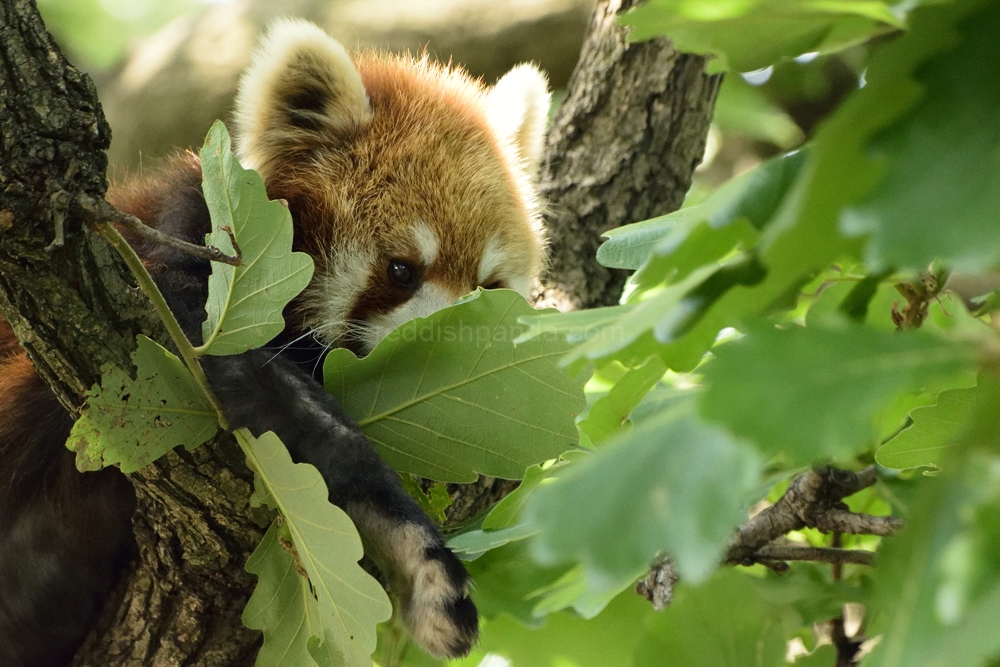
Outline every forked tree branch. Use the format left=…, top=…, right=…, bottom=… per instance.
left=638, top=466, right=904, bottom=610
left=725, top=466, right=903, bottom=568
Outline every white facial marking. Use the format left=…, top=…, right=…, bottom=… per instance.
left=412, top=221, right=440, bottom=266
left=478, top=236, right=506, bottom=285
left=363, top=282, right=456, bottom=352
left=302, top=243, right=375, bottom=345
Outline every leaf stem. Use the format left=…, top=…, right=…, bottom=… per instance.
left=95, top=222, right=229, bottom=428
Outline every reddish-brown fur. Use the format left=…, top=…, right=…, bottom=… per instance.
left=251, top=52, right=543, bottom=346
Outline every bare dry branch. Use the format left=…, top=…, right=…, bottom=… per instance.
left=750, top=545, right=876, bottom=567
left=77, top=194, right=242, bottom=266
left=725, top=466, right=903, bottom=566
left=637, top=466, right=903, bottom=610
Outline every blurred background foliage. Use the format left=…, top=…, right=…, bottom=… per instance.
left=38, top=0, right=857, bottom=189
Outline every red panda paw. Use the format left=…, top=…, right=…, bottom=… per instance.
left=401, top=539, right=479, bottom=658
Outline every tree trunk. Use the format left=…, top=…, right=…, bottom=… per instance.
left=0, top=1, right=263, bottom=663
left=537, top=0, right=722, bottom=310
left=0, top=0, right=720, bottom=664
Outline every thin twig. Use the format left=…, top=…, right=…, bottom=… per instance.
left=77, top=194, right=242, bottom=266
left=749, top=545, right=876, bottom=567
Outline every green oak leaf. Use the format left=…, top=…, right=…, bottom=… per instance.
left=596, top=149, right=805, bottom=283
left=324, top=289, right=586, bottom=482
left=447, top=523, right=540, bottom=560
left=198, top=120, right=314, bottom=355
left=481, top=462, right=553, bottom=530
left=67, top=335, right=218, bottom=473
left=842, top=0, right=1000, bottom=273
left=865, top=453, right=1000, bottom=667
left=524, top=406, right=762, bottom=584
left=577, top=356, right=667, bottom=445
left=632, top=148, right=806, bottom=292
left=597, top=207, right=702, bottom=271
left=515, top=303, right=636, bottom=344
left=876, top=385, right=980, bottom=471
left=240, top=429, right=392, bottom=667
left=242, top=521, right=315, bottom=667
left=559, top=264, right=721, bottom=371
left=700, top=324, right=975, bottom=464
left=642, top=0, right=969, bottom=385
left=621, top=0, right=904, bottom=73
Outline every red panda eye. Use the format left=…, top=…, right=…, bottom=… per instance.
left=388, top=259, right=420, bottom=291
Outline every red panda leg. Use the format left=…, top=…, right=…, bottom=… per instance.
left=201, top=351, right=480, bottom=658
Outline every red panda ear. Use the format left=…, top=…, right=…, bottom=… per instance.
left=233, top=19, right=372, bottom=177
left=487, top=64, right=551, bottom=179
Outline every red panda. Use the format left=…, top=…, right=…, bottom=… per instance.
left=0, top=19, right=549, bottom=666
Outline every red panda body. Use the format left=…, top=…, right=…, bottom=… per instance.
left=0, top=20, right=549, bottom=665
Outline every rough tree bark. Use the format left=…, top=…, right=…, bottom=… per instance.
left=537, top=0, right=722, bottom=310
left=0, top=0, right=721, bottom=664
left=0, top=1, right=263, bottom=664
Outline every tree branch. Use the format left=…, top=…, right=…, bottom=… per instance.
left=725, top=466, right=903, bottom=566
left=78, top=194, right=243, bottom=266
left=637, top=466, right=902, bottom=610
left=751, top=544, right=875, bottom=567
left=535, top=0, right=722, bottom=311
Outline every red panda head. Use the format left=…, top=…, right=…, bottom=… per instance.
left=232, top=20, right=549, bottom=353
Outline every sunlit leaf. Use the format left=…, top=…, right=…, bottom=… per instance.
left=198, top=121, right=314, bottom=356
left=242, top=521, right=315, bottom=667
left=240, top=429, right=392, bottom=667
left=325, top=290, right=586, bottom=482
left=876, top=385, right=979, bottom=471
left=482, top=462, right=554, bottom=530
left=621, top=0, right=904, bottom=72
left=577, top=356, right=667, bottom=444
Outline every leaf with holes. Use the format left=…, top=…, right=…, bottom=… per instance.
left=240, top=429, right=392, bottom=667
left=242, top=521, right=315, bottom=667
left=66, top=335, right=218, bottom=473
left=324, top=289, right=586, bottom=482
left=198, top=120, right=314, bottom=356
